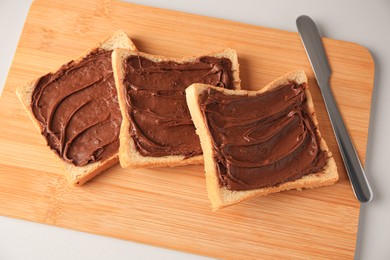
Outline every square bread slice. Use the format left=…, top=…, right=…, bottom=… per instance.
left=112, top=48, right=241, bottom=168
left=186, top=70, right=338, bottom=210
left=16, top=30, right=137, bottom=186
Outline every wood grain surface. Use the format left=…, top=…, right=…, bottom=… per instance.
left=0, top=0, right=374, bottom=259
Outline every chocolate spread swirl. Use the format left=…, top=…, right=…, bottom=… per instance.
left=123, top=55, right=234, bottom=157
left=198, top=83, right=328, bottom=191
left=31, top=49, right=121, bottom=166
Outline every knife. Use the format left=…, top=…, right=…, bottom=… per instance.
left=296, top=15, right=373, bottom=203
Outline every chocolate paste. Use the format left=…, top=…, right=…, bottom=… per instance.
left=198, top=83, right=328, bottom=191
left=31, top=49, right=121, bottom=166
left=123, top=55, right=234, bottom=157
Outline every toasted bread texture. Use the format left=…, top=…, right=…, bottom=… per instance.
left=186, top=70, right=338, bottom=210
left=112, top=48, right=241, bottom=168
left=16, top=30, right=137, bottom=186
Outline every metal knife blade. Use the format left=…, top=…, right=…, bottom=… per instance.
left=296, top=15, right=373, bottom=203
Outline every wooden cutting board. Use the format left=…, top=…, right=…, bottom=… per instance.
left=0, top=0, right=374, bottom=258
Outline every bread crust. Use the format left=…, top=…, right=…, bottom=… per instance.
left=186, top=70, right=338, bottom=210
left=112, top=48, right=241, bottom=168
left=15, top=30, right=136, bottom=186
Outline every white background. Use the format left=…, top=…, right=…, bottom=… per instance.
left=1, top=0, right=389, bottom=259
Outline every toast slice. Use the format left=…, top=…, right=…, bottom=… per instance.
left=112, top=48, right=240, bottom=168
left=16, top=30, right=137, bottom=186
left=186, top=70, right=338, bottom=210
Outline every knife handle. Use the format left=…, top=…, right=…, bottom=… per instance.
left=321, top=82, right=373, bottom=203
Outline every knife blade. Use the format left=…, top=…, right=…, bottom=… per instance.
left=296, top=15, right=373, bottom=203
